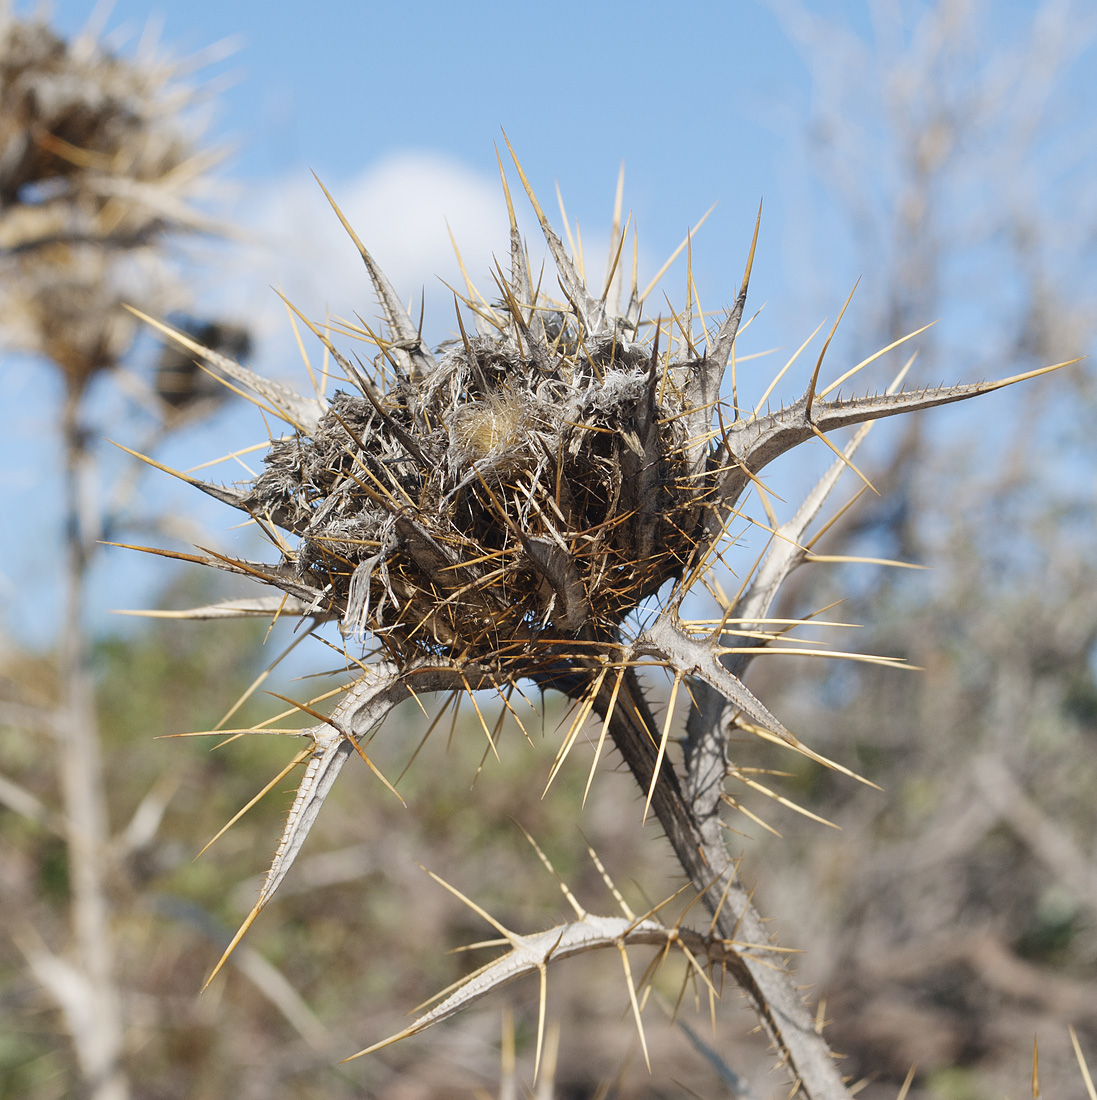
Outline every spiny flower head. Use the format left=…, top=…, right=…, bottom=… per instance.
left=140, top=142, right=1055, bottom=696
left=0, top=10, right=226, bottom=391
left=126, top=143, right=1069, bottom=1076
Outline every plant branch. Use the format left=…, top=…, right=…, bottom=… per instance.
left=594, top=667, right=850, bottom=1100
left=54, top=391, right=128, bottom=1100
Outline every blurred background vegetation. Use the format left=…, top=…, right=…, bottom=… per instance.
left=1, top=1, right=1096, bottom=1098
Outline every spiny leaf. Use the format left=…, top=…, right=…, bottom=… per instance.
left=637, top=613, right=792, bottom=743
left=343, top=910, right=734, bottom=1064
left=502, top=131, right=607, bottom=336
left=113, top=595, right=316, bottom=620
left=311, top=173, right=437, bottom=380
left=127, top=307, right=326, bottom=432
left=719, top=360, right=1079, bottom=513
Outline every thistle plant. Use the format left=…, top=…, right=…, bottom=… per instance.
left=131, top=142, right=1069, bottom=1100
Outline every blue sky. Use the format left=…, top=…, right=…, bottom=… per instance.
left=47, top=0, right=808, bottom=205
left=3, top=0, right=1095, bottom=648
left=40, top=0, right=822, bottom=325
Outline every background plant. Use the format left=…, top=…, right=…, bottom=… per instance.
left=742, top=2, right=1097, bottom=1094
left=0, top=9, right=242, bottom=1098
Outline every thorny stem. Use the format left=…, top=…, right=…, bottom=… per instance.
left=57, top=391, right=128, bottom=1100
left=591, top=667, right=850, bottom=1100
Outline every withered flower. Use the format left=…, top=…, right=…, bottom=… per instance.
left=129, top=144, right=1066, bottom=1096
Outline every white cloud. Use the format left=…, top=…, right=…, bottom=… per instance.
left=327, top=152, right=508, bottom=293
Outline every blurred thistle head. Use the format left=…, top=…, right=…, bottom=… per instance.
left=0, top=9, right=230, bottom=394
left=155, top=318, right=251, bottom=414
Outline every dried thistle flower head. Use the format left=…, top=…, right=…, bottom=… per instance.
left=145, top=147, right=1056, bottom=686
left=131, top=142, right=1070, bottom=1086
left=0, top=10, right=228, bottom=391
left=243, top=281, right=699, bottom=655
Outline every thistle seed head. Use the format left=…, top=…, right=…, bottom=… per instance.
left=140, top=152, right=1070, bottom=1060
left=155, top=148, right=1060, bottom=697
left=448, top=388, right=545, bottom=467
left=0, top=12, right=227, bottom=392
left=243, top=297, right=699, bottom=659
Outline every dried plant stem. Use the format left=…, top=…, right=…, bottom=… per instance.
left=596, top=670, right=849, bottom=1100
left=54, top=392, right=128, bottom=1100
